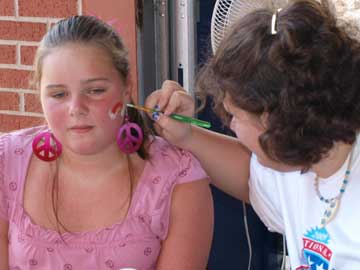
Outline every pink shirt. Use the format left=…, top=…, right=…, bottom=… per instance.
left=0, top=126, right=208, bottom=270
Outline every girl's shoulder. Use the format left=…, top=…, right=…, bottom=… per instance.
left=148, top=136, right=184, bottom=155
left=0, top=126, right=45, bottom=221
left=0, top=126, right=44, bottom=159
left=0, top=126, right=46, bottom=167
left=1, top=125, right=46, bottom=143
left=148, top=136, right=195, bottom=164
left=146, top=136, right=206, bottom=178
left=131, top=137, right=208, bottom=240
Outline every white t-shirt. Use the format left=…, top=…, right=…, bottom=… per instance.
left=249, top=141, right=360, bottom=270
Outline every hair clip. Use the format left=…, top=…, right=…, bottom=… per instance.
left=271, top=8, right=282, bottom=35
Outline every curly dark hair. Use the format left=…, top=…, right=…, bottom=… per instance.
left=197, top=0, right=360, bottom=169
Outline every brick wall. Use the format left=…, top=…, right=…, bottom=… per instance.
left=0, top=0, right=138, bottom=133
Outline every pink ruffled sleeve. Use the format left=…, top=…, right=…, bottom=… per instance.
left=175, top=149, right=208, bottom=184
left=0, top=136, right=8, bottom=221
left=146, top=138, right=209, bottom=240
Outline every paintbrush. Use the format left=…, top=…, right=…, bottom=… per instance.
left=126, top=104, right=211, bottom=129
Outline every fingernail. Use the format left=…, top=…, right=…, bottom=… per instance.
left=154, top=104, right=160, bottom=111
left=152, top=112, right=160, bottom=121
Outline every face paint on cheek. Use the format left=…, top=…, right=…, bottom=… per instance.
left=108, top=101, right=123, bottom=120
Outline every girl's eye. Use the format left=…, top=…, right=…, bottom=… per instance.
left=88, top=88, right=106, bottom=95
left=51, top=92, right=66, bottom=98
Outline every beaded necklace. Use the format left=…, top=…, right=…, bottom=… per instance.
left=314, top=147, right=354, bottom=227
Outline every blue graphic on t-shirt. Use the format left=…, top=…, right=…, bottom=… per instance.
left=297, top=227, right=334, bottom=270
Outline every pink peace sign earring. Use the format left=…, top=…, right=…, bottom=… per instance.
left=116, top=109, right=143, bottom=154
left=32, top=131, right=62, bottom=162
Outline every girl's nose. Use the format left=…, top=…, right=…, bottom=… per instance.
left=69, top=95, right=88, bottom=117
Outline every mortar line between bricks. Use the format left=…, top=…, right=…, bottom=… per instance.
left=14, top=0, right=18, bottom=18
left=0, top=16, right=60, bottom=23
left=0, top=40, right=39, bottom=46
left=0, top=110, right=43, bottom=117
left=0, top=88, right=38, bottom=94
left=19, top=92, right=25, bottom=112
left=0, top=64, right=33, bottom=70
left=78, top=0, right=83, bottom=15
left=16, top=42, right=20, bottom=65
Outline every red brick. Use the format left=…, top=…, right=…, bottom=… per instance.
left=21, top=46, right=38, bottom=66
left=0, top=69, right=32, bottom=89
left=24, top=93, right=43, bottom=113
left=19, top=0, right=78, bottom=18
left=0, top=114, right=44, bottom=132
left=0, top=0, right=14, bottom=16
left=0, top=21, right=46, bottom=42
left=0, top=92, right=19, bottom=110
left=0, top=45, right=16, bottom=64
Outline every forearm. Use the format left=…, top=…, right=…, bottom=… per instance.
left=184, top=126, right=251, bottom=201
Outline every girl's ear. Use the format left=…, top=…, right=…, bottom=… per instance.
left=120, top=77, right=132, bottom=117
left=123, top=76, right=132, bottom=101
left=259, top=112, right=269, bottom=129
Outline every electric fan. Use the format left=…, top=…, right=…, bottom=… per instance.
left=211, top=0, right=287, bottom=53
